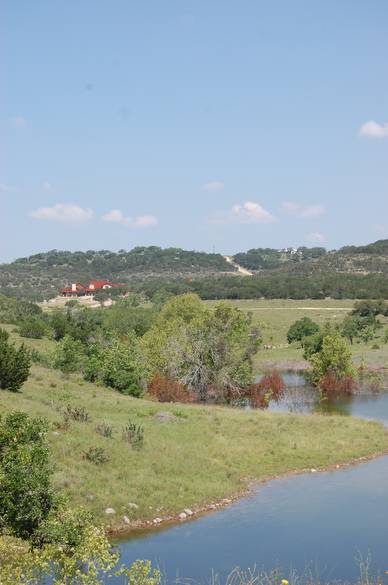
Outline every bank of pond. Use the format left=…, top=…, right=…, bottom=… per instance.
left=113, top=373, right=388, bottom=584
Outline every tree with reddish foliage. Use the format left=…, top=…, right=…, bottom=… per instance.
left=147, top=373, right=194, bottom=403
left=247, top=371, right=286, bottom=408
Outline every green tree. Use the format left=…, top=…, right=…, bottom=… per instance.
left=0, top=412, right=54, bottom=540
left=309, top=333, right=355, bottom=387
left=0, top=328, right=31, bottom=391
left=287, top=317, right=320, bottom=344
left=142, top=296, right=260, bottom=401
left=52, top=335, right=85, bottom=374
left=100, top=334, right=147, bottom=396
left=18, top=317, right=46, bottom=339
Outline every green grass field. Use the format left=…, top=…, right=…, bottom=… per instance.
left=206, top=300, right=388, bottom=372
left=1, top=361, right=388, bottom=531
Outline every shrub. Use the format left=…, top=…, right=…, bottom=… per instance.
left=122, top=421, right=144, bottom=449
left=95, top=422, right=114, bottom=438
left=63, top=404, right=90, bottom=423
left=100, top=335, right=147, bottom=396
left=0, top=412, right=54, bottom=540
left=287, top=317, right=320, bottom=344
left=83, top=446, right=110, bottom=465
left=147, top=373, right=195, bottom=403
left=18, top=317, right=46, bottom=339
left=309, top=333, right=355, bottom=389
left=52, top=335, right=85, bottom=374
left=247, top=371, right=286, bottom=408
left=318, top=372, right=357, bottom=394
left=0, top=328, right=31, bottom=392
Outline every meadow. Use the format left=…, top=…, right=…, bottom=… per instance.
left=2, top=323, right=388, bottom=531
left=205, top=299, right=388, bottom=372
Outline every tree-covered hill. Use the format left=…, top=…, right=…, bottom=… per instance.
left=2, top=240, right=388, bottom=301
left=0, top=247, right=235, bottom=300
left=232, top=240, right=388, bottom=275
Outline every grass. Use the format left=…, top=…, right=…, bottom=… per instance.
left=1, top=362, right=388, bottom=530
left=205, top=300, right=388, bottom=373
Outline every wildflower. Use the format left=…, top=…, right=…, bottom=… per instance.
left=281, top=580, right=289, bottom=585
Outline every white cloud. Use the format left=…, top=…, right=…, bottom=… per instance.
left=30, top=203, right=94, bottom=223
left=203, top=181, right=224, bottom=192
left=102, top=209, right=158, bottom=228
left=359, top=120, right=388, bottom=138
left=281, top=201, right=325, bottom=219
left=307, top=231, right=325, bottom=243
left=211, top=201, right=275, bottom=224
left=300, top=204, right=325, bottom=219
left=11, top=116, right=27, bottom=127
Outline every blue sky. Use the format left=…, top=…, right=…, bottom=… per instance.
left=1, top=0, right=388, bottom=262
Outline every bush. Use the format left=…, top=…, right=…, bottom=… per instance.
left=0, top=328, right=31, bottom=392
left=83, top=446, right=110, bottom=465
left=309, top=333, right=355, bottom=389
left=0, top=412, right=54, bottom=540
left=122, top=421, right=144, bottom=449
left=287, top=317, right=320, bottom=344
left=100, top=335, right=147, bottom=396
left=247, top=371, right=286, bottom=408
left=95, top=422, right=114, bottom=438
left=147, top=373, right=195, bottom=403
left=52, top=335, right=85, bottom=374
left=63, top=404, right=90, bottom=423
left=318, top=372, right=357, bottom=394
left=18, top=317, right=46, bottom=339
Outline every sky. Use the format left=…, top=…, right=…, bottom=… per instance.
left=1, top=0, right=388, bottom=263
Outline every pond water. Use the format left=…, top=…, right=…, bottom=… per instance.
left=114, top=374, right=388, bottom=583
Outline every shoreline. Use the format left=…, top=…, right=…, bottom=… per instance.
left=107, top=441, right=388, bottom=540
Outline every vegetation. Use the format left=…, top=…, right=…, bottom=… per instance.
left=287, top=317, right=320, bottom=343
left=309, top=333, right=356, bottom=390
left=3, top=239, right=388, bottom=301
left=0, top=328, right=31, bottom=391
left=0, top=361, right=387, bottom=528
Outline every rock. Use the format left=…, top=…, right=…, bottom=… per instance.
left=52, top=431, right=60, bottom=436
left=153, top=517, right=162, bottom=524
left=178, top=512, right=187, bottom=520
left=105, top=507, right=116, bottom=515
left=310, top=469, right=317, bottom=473
left=209, top=504, right=216, bottom=510
left=184, top=508, right=193, bottom=516
left=128, top=502, right=139, bottom=510
left=154, top=412, right=179, bottom=423
left=336, top=465, right=340, bottom=469
left=85, top=494, right=95, bottom=501
left=221, top=498, right=232, bottom=504
left=122, top=516, right=130, bottom=525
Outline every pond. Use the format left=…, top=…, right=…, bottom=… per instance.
left=114, top=374, right=388, bottom=583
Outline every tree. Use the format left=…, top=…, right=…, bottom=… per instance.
left=0, top=328, right=31, bottom=391
left=0, top=412, right=54, bottom=540
left=52, top=335, right=85, bottom=374
left=352, top=299, right=388, bottom=318
left=142, top=296, right=260, bottom=401
left=18, top=317, right=46, bottom=339
left=287, top=317, right=320, bottom=344
left=100, top=333, right=147, bottom=396
left=309, top=333, right=355, bottom=387
left=341, top=314, right=377, bottom=344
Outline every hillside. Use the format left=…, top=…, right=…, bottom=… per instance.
left=232, top=240, right=388, bottom=275
left=2, top=240, right=388, bottom=301
left=0, top=247, right=235, bottom=300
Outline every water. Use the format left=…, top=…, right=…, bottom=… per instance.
left=115, top=375, right=388, bottom=583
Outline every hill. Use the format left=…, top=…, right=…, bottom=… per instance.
left=2, top=239, right=388, bottom=301
left=0, top=247, right=235, bottom=300
left=232, top=240, right=388, bottom=275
